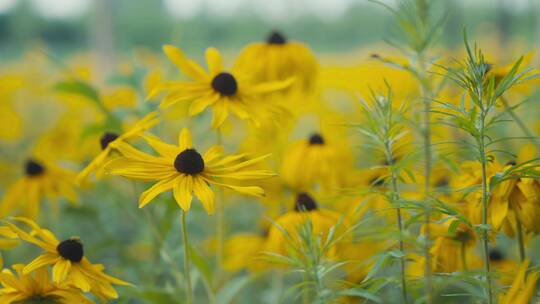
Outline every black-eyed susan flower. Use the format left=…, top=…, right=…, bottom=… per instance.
left=76, top=112, right=160, bottom=185
left=280, top=133, right=352, bottom=191
left=149, top=46, right=293, bottom=128
left=499, top=259, right=538, bottom=304
left=265, top=192, right=348, bottom=257
left=0, top=158, right=78, bottom=219
left=105, top=128, right=274, bottom=214
left=0, top=264, right=93, bottom=304
left=5, top=218, right=129, bottom=300
left=235, top=30, right=318, bottom=93
left=427, top=220, right=478, bottom=273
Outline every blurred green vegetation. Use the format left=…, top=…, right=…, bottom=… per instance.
left=0, top=0, right=538, bottom=58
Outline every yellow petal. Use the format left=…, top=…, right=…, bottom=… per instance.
left=178, top=128, right=193, bottom=150
left=139, top=177, right=177, bottom=208
left=205, top=47, right=223, bottom=76
left=173, top=175, right=193, bottom=211
left=52, top=259, right=71, bottom=283
left=193, top=176, right=215, bottom=214
left=162, top=45, right=209, bottom=82
left=22, top=252, right=60, bottom=274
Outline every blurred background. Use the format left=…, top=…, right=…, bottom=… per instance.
left=0, top=0, right=539, bottom=59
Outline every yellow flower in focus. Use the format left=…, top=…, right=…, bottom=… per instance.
left=280, top=133, right=352, bottom=191
left=265, top=193, right=349, bottom=257
left=0, top=158, right=78, bottom=219
left=5, top=218, right=130, bottom=300
left=499, top=259, right=538, bottom=304
left=0, top=264, right=94, bottom=304
left=106, top=128, right=274, bottom=214
left=150, top=45, right=293, bottom=128
left=235, top=30, right=318, bottom=93
left=76, top=112, right=160, bottom=185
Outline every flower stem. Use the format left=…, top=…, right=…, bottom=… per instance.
left=516, top=217, right=526, bottom=262
left=501, top=97, right=540, bottom=150
left=216, top=129, right=225, bottom=271
left=387, top=153, right=408, bottom=303
left=479, top=128, right=493, bottom=304
left=461, top=242, right=468, bottom=271
left=181, top=210, right=193, bottom=304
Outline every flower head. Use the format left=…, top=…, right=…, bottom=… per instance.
left=106, top=128, right=274, bottom=214
left=5, top=218, right=130, bottom=300
left=76, top=112, right=160, bottom=185
left=150, top=46, right=293, bottom=128
left=0, top=264, right=93, bottom=304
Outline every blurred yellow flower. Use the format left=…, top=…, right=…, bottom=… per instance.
left=0, top=264, right=93, bottom=304
left=76, top=112, right=160, bottom=185
left=150, top=45, right=293, bottom=128
left=499, top=259, right=538, bottom=304
left=0, top=158, right=78, bottom=219
left=236, top=30, right=318, bottom=93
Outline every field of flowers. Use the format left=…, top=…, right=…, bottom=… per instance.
left=1, top=0, right=540, bottom=303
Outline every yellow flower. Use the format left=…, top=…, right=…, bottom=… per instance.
left=102, top=85, right=138, bottom=110
left=0, top=264, right=93, bottom=304
left=0, top=158, right=78, bottom=219
left=265, top=192, right=349, bottom=257
left=499, top=259, right=538, bottom=304
left=5, top=218, right=130, bottom=300
left=235, top=30, right=318, bottom=93
left=150, top=45, right=293, bottom=128
left=426, top=220, right=477, bottom=273
left=106, top=128, right=274, bottom=214
left=223, top=233, right=267, bottom=272
left=76, top=112, right=160, bottom=185
left=488, top=249, right=519, bottom=285
left=280, top=133, right=352, bottom=191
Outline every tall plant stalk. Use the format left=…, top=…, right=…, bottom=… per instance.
left=216, top=129, right=225, bottom=271
left=478, top=125, right=493, bottom=304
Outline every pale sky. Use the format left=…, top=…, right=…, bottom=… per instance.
left=0, top=0, right=534, bottom=20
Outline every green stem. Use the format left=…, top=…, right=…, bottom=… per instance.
left=216, top=129, right=225, bottom=272
left=479, top=128, right=493, bottom=304
left=501, top=97, right=540, bottom=150
left=181, top=210, right=193, bottom=304
left=461, top=242, right=468, bottom=271
left=386, top=150, right=408, bottom=303
left=516, top=217, right=526, bottom=262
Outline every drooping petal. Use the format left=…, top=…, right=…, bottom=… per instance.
left=173, top=175, right=193, bottom=211
left=203, top=176, right=265, bottom=197
left=23, top=252, right=60, bottom=274
left=139, top=177, right=177, bottom=208
left=52, top=259, right=72, bottom=283
left=193, top=176, right=215, bottom=214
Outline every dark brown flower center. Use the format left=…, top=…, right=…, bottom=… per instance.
left=267, top=31, right=287, bottom=45
left=308, top=133, right=324, bottom=145
left=295, top=193, right=317, bottom=212
left=211, top=72, right=237, bottom=96
left=100, top=132, right=119, bottom=150
left=25, top=159, right=45, bottom=177
left=489, top=249, right=503, bottom=261
left=57, top=238, right=84, bottom=262
left=174, top=149, right=205, bottom=175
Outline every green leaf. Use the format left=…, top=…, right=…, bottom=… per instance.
left=216, top=275, right=253, bottom=304
left=54, top=80, right=100, bottom=102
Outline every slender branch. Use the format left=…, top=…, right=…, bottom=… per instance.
left=500, top=97, right=540, bottom=150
